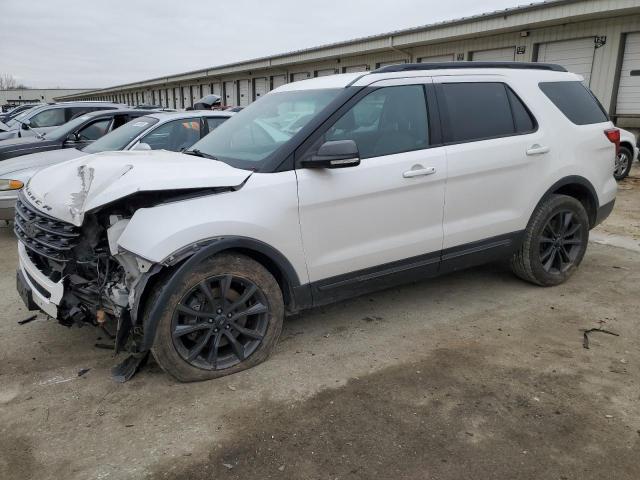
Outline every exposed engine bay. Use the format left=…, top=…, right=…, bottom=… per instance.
left=14, top=187, right=232, bottom=380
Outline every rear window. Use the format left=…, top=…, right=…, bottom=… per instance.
left=438, top=82, right=536, bottom=143
left=539, top=81, right=608, bottom=125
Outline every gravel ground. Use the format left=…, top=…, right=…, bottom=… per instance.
left=1, top=165, right=639, bottom=480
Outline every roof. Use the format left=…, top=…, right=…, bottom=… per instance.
left=59, top=0, right=634, bottom=98
left=275, top=62, right=577, bottom=91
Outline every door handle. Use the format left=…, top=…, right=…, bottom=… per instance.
left=526, top=144, right=550, bottom=156
left=403, top=166, right=436, bottom=178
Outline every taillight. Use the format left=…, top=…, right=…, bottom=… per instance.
left=604, top=128, right=620, bottom=152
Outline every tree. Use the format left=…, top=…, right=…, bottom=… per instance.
left=0, top=74, right=21, bottom=90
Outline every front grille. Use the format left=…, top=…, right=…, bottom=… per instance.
left=14, top=194, right=80, bottom=263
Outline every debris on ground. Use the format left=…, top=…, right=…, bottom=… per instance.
left=582, top=328, right=620, bottom=349
left=17, top=314, right=37, bottom=325
left=77, top=368, right=91, bottom=377
left=223, top=463, right=234, bottom=470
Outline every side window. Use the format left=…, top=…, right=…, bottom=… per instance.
left=321, top=85, right=429, bottom=159
left=439, top=82, right=535, bottom=143
left=77, top=119, right=112, bottom=141
left=140, top=119, right=201, bottom=151
left=539, top=81, right=608, bottom=125
left=507, top=88, right=536, bottom=133
left=205, top=117, right=227, bottom=133
left=29, top=108, right=65, bottom=128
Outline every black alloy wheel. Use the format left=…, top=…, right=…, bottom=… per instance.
left=171, top=274, right=270, bottom=370
left=538, top=210, right=584, bottom=274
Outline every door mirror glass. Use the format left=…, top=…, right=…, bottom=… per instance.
left=21, top=119, right=31, bottom=130
left=132, top=142, right=151, bottom=151
left=302, top=140, right=360, bottom=168
left=65, top=132, right=79, bottom=143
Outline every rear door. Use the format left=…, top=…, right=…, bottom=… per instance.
left=296, top=79, right=446, bottom=297
left=434, top=76, right=544, bottom=263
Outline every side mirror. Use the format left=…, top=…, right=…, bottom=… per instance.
left=132, top=142, right=151, bottom=151
left=302, top=140, right=360, bottom=169
left=65, top=133, right=79, bottom=143
left=21, top=119, right=31, bottom=130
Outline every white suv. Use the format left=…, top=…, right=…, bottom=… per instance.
left=15, top=62, right=618, bottom=382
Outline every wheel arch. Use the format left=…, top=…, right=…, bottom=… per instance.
left=135, top=236, right=307, bottom=352
left=535, top=176, right=600, bottom=228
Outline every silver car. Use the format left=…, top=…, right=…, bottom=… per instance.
left=0, top=110, right=233, bottom=219
left=0, top=101, right=126, bottom=141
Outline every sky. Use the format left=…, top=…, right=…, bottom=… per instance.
left=0, top=0, right=529, bottom=89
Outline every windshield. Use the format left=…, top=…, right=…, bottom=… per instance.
left=45, top=115, right=94, bottom=140
left=188, top=89, right=340, bottom=169
left=83, top=116, right=158, bottom=153
left=6, top=108, right=37, bottom=129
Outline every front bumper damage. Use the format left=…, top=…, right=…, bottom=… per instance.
left=14, top=194, right=161, bottom=382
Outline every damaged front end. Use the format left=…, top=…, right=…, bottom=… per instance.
left=15, top=192, right=161, bottom=379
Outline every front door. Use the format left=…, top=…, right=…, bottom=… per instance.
left=296, top=81, right=446, bottom=300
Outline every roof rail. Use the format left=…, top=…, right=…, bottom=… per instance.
left=372, top=61, right=567, bottom=73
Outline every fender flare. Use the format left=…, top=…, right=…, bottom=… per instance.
left=137, top=236, right=303, bottom=352
left=532, top=175, right=599, bottom=226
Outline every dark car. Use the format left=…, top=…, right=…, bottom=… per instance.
left=0, top=109, right=155, bottom=161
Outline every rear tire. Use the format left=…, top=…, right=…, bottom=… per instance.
left=614, top=146, right=633, bottom=181
left=150, top=253, right=284, bottom=382
left=511, top=194, right=589, bottom=286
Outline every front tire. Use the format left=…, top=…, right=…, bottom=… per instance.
left=614, top=146, right=633, bottom=181
left=150, top=253, right=284, bottom=382
left=511, top=194, right=589, bottom=286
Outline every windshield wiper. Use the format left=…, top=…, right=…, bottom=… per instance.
left=183, top=149, right=218, bottom=160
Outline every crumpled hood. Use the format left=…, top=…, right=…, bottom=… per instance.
left=25, top=150, right=253, bottom=226
left=0, top=148, right=84, bottom=176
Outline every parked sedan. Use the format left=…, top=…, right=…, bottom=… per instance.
left=0, top=110, right=233, bottom=219
left=0, top=109, right=155, bottom=161
left=0, top=101, right=126, bottom=141
left=614, top=128, right=638, bottom=180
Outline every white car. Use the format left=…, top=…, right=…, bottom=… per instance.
left=15, top=62, right=618, bottom=382
left=615, top=128, right=638, bottom=180
left=0, top=110, right=233, bottom=219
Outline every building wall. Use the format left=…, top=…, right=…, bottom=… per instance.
left=59, top=1, right=640, bottom=125
left=0, top=89, right=92, bottom=105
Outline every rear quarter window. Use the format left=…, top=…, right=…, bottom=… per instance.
left=539, top=81, right=608, bottom=125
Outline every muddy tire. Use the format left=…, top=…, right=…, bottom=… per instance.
left=510, top=194, right=589, bottom=286
left=149, top=253, right=284, bottom=382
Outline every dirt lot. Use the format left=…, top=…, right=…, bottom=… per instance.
left=1, top=166, right=639, bottom=480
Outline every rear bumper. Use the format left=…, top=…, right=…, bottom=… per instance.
left=17, top=241, right=63, bottom=318
left=594, top=199, right=615, bottom=227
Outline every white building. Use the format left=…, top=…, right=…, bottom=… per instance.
left=58, top=0, right=640, bottom=127
left=1, top=88, right=92, bottom=106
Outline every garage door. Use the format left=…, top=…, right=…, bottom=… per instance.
left=537, top=37, right=595, bottom=86
left=211, top=82, right=222, bottom=97
left=418, top=54, right=455, bottom=63
left=315, top=68, right=337, bottom=77
left=253, top=77, right=268, bottom=100
left=271, top=75, right=287, bottom=90
left=471, top=47, right=515, bottom=62
left=238, top=79, right=250, bottom=106
left=224, top=81, right=236, bottom=106
left=343, top=65, right=368, bottom=73
left=376, top=60, right=407, bottom=68
left=616, top=33, right=640, bottom=115
left=291, top=72, right=311, bottom=82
